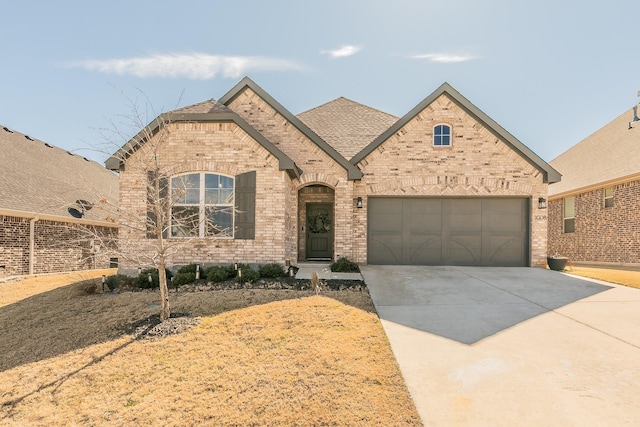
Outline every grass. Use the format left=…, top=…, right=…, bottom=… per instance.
left=565, top=266, right=640, bottom=289
left=0, top=272, right=422, bottom=426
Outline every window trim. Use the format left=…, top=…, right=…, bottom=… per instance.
left=563, top=196, right=575, bottom=234
left=170, top=172, right=235, bottom=238
left=433, top=124, right=452, bottom=147
left=604, top=187, right=614, bottom=209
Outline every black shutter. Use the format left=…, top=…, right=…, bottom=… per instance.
left=234, top=171, right=256, bottom=239
left=146, top=171, right=169, bottom=238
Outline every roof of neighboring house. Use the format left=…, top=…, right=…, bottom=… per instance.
left=351, top=82, right=561, bottom=184
left=0, top=124, right=118, bottom=224
left=297, top=97, right=399, bottom=160
left=219, top=77, right=363, bottom=180
left=549, top=106, right=640, bottom=197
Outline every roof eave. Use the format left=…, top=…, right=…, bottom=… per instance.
left=351, top=82, right=560, bottom=183
left=220, top=77, right=363, bottom=180
left=105, top=110, right=302, bottom=178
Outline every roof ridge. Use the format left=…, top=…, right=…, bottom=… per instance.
left=298, top=96, right=398, bottom=120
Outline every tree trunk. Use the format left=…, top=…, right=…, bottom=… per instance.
left=158, top=255, right=170, bottom=321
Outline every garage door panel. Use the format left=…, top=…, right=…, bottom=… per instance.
left=368, top=197, right=528, bottom=266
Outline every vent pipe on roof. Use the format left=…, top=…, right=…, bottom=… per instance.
left=3, top=126, right=13, bottom=133
left=629, top=92, right=639, bottom=130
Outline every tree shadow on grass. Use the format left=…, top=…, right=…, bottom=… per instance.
left=0, top=278, right=375, bottom=373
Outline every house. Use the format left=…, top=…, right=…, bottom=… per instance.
left=106, top=77, right=559, bottom=275
left=548, top=103, right=640, bottom=267
left=0, top=124, right=119, bottom=278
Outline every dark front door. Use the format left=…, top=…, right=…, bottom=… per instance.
left=306, top=203, right=333, bottom=260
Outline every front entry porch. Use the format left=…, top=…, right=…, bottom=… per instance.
left=298, top=185, right=335, bottom=261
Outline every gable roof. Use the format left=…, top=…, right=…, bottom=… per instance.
left=105, top=99, right=302, bottom=179
left=0, top=124, right=118, bottom=224
left=549, top=106, right=640, bottom=197
left=297, top=97, right=399, bottom=160
left=219, top=77, right=363, bottom=180
left=351, top=82, right=561, bottom=184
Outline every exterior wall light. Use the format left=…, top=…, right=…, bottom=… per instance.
left=538, top=197, right=547, bottom=209
left=356, top=197, right=363, bottom=209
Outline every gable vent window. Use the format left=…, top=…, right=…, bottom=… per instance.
left=170, top=173, right=234, bottom=238
left=604, top=187, right=614, bottom=208
left=433, top=124, right=451, bottom=146
left=563, top=196, right=575, bottom=233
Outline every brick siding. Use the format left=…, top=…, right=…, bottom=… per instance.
left=353, top=94, right=549, bottom=266
left=548, top=180, right=640, bottom=264
left=0, top=215, right=117, bottom=277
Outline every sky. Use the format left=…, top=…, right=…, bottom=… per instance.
left=1, top=0, right=638, bottom=166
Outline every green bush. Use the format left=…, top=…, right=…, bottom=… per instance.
left=258, top=263, right=286, bottom=278
left=177, top=264, right=205, bottom=279
left=236, top=265, right=259, bottom=283
left=205, top=265, right=234, bottom=283
left=330, top=257, right=360, bottom=273
left=105, top=274, right=132, bottom=291
left=136, top=268, right=173, bottom=289
left=172, top=272, right=196, bottom=287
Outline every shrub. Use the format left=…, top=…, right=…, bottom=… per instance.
left=136, top=268, right=173, bottom=289
left=236, top=265, right=259, bottom=283
left=172, top=272, right=197, bottom=287
left=258, top=263, right=286, bottom=278
left=105, top=274, right=132, bottom=291
left=330, top=257, right=360, bottom=273
left=205, top=265, right=234, bottom=283
left=177, top=263, right=205, bottom=279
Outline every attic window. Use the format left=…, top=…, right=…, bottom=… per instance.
left=25, top=135, right=34, bottom=141
left=433, top=124, right=451, bottom=146
left=3, top=126, right=13, bottom=133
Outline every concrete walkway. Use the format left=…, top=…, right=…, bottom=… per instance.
left=361, top=265, right=640, bottom=426
left=294, top=262, right=363, bottom=281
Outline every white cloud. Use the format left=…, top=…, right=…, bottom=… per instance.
left=409, top=53, right=477, bottom=63
left=63, top=53, right=303, bottom=79
left=322, top=45, right=362, bottom=58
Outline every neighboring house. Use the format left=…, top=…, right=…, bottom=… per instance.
left=0, top=125, right=119, bottom=278
left=548, top=104, right=640, bottom=266
left=107, top=77, right=559, bottom=274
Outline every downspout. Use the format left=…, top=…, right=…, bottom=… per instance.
left=29, top=216, right=38, bottom=275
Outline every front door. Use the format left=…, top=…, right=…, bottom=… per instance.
left=306, top=203, right=333, bottom=260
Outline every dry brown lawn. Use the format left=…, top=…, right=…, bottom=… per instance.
left=565, top=266, right=640, bottom=289
left=0, top=272, right=421, bottom=426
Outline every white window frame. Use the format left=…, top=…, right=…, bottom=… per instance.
left=604, top=187, right=614, bottom=208
left=563, top=196, right=575, bottom=233
left=433, top=124, right=452, bottom=147
left=170, top=172, right=235, bottom=238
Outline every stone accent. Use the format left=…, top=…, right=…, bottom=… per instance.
left=548, top=180, right=640, bottom=264
left=353, top=94, right=549, bottom=266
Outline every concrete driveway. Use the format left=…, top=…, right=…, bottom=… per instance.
left=361, top=265, right=640, bottom=426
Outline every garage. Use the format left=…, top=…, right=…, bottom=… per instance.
left=367, top=197, right=529, bottom=266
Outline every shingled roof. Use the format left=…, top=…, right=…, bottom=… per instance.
left=549, top=106, right=640, bottom=197
left=297, top=97, right=399, bottom=160
left=0, top=125, right=118, bottom=223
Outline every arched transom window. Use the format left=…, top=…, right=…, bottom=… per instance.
left=433, top=124, right=452, bottom=146
left=170, top=173, right=234, bottom=237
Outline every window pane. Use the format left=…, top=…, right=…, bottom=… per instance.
left=172, top=174, right=200, bottom=204
left=205, top=207, right=233, bottom=237
left=442, top=135, right=450, bottom=146
left=220, top=175, right=234, bottom=189
left=605, top=197, right=614, bottom=208
left=171, top=206, right=200, bottom=237
left=564, top=197, right=575, bottom=218
left=205, top=189, right=219, bottom=204
left=220, top=188, right=234, bottom=204
left=564, top=218, right=575, bottom=233
left=604, top=187, right=613, bottom=198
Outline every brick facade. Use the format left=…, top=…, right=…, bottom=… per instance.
left=353, top=94, right=549, bottom=266
left=0, top=214, right=117, bottom=278
left=117, top=121, right=294, bottom=274
left=548, top=180, right=640, bottom=264
left=114, top=80, right=554, bottom=271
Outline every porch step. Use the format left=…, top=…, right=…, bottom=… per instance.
left=295, top=264, right=363, bottom=281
